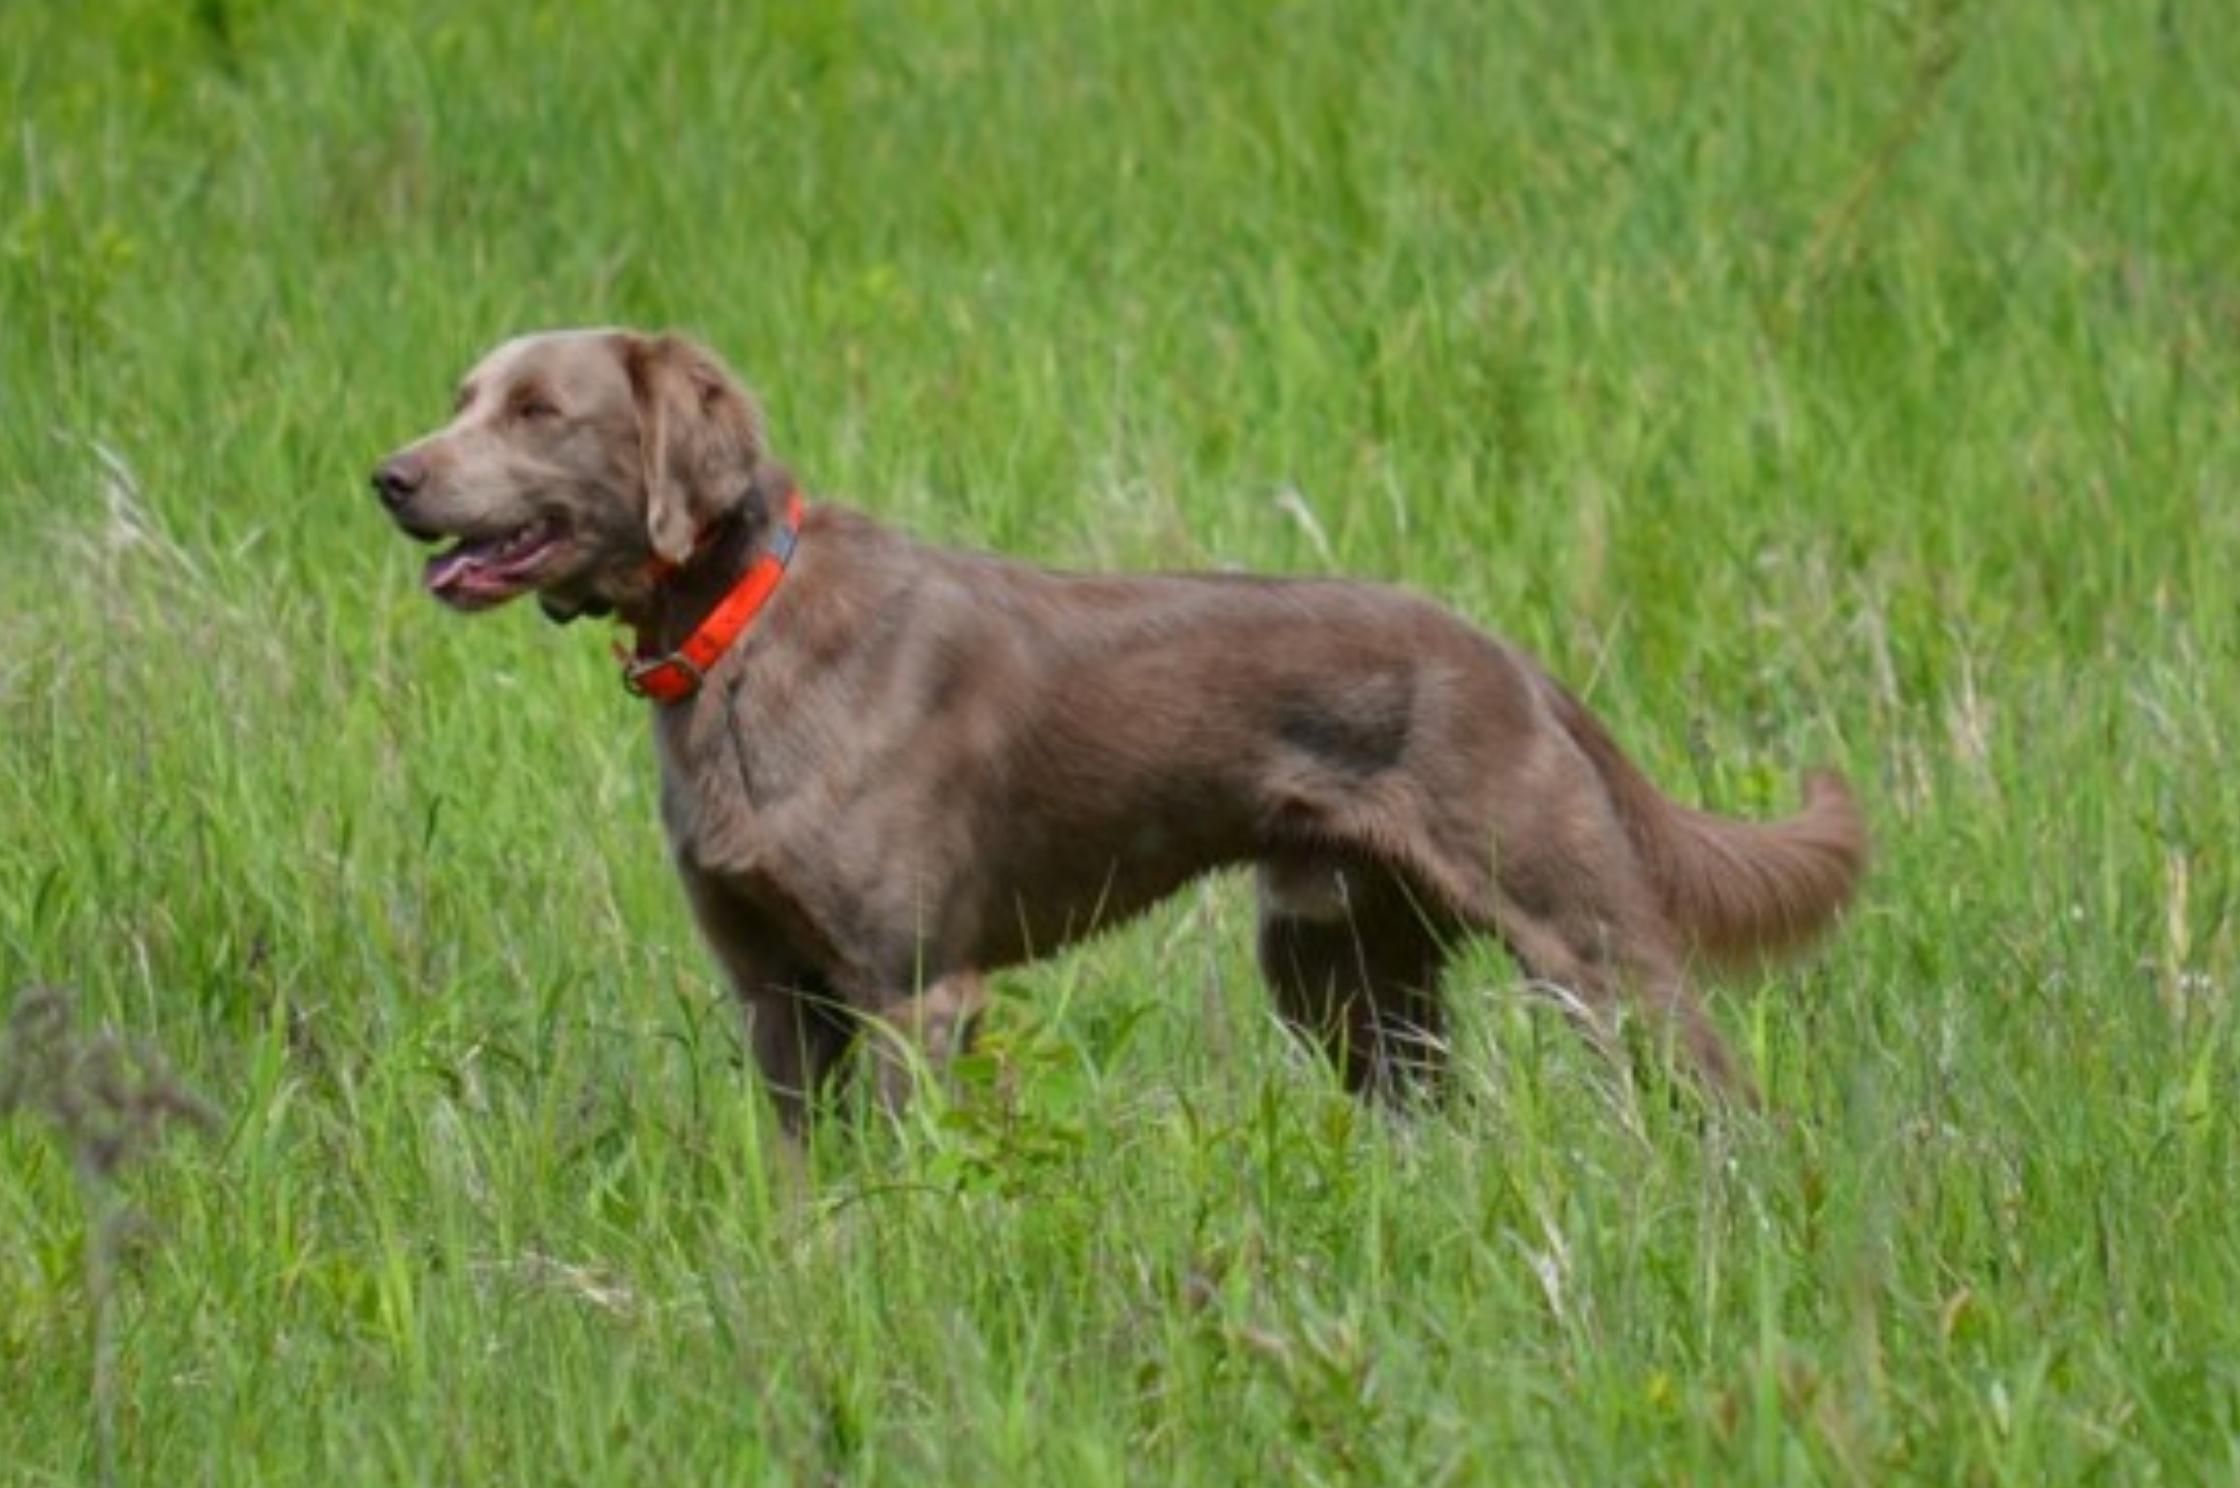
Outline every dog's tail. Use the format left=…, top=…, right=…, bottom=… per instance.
left=1541, top=676, right=1868, bottom=969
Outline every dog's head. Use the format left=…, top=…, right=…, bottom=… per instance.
left=370, top=329, right=773, bottom=621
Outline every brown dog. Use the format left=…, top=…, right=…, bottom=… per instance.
left=372, top=328, right=1866, bottom=1125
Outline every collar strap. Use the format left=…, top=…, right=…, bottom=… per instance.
left=619, top=490, right=804, bottom=703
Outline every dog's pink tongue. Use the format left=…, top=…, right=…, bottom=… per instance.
left=424, top=548, right=481, bottom=599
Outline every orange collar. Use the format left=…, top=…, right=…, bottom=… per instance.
left=619, top=490, right=805, bottom=703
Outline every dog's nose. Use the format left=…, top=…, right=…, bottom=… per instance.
left=371, top=456, right=425, bottom=510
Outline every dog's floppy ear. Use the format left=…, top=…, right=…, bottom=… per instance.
left=620, top=332, right=767, bottom=566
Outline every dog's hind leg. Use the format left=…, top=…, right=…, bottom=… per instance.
left=1481, top=803, right=1756, bottom=1104
left=1254, top=860, right=1453, bottom=1102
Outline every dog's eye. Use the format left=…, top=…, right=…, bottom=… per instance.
left=514, top=397, right=562, bottom=423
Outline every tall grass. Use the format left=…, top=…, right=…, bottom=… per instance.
left=3, top=0, right=2236, bottom=1480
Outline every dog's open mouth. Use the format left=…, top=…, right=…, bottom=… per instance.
left=423, top=520, right=567, bottom=611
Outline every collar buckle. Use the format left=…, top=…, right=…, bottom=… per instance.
left=620, top=650, right=702, bottom=700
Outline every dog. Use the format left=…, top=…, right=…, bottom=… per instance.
left=372, top=328, right=1866, bottom=1127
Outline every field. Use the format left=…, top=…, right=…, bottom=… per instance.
left=4, top=0, right=2237, bottom=1480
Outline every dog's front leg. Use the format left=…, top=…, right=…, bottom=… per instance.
left=860, top=972, right=990, bottom=1117
left=677, top=865, right=854, bottom=1135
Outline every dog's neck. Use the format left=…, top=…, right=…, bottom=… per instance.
left=626, top=466, right=795, bottom=650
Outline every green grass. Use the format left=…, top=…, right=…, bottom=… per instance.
left=4, top=0, right=2237, bottom=1480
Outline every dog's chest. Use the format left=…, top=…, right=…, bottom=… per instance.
left=650, top=691, right=942, bottom=983
left=650, top=698, right=769, bottom=870
left=648, top=685, right=843, bottom=876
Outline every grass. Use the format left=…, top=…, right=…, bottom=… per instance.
left=3, top=0, right=2237, bottom=1479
